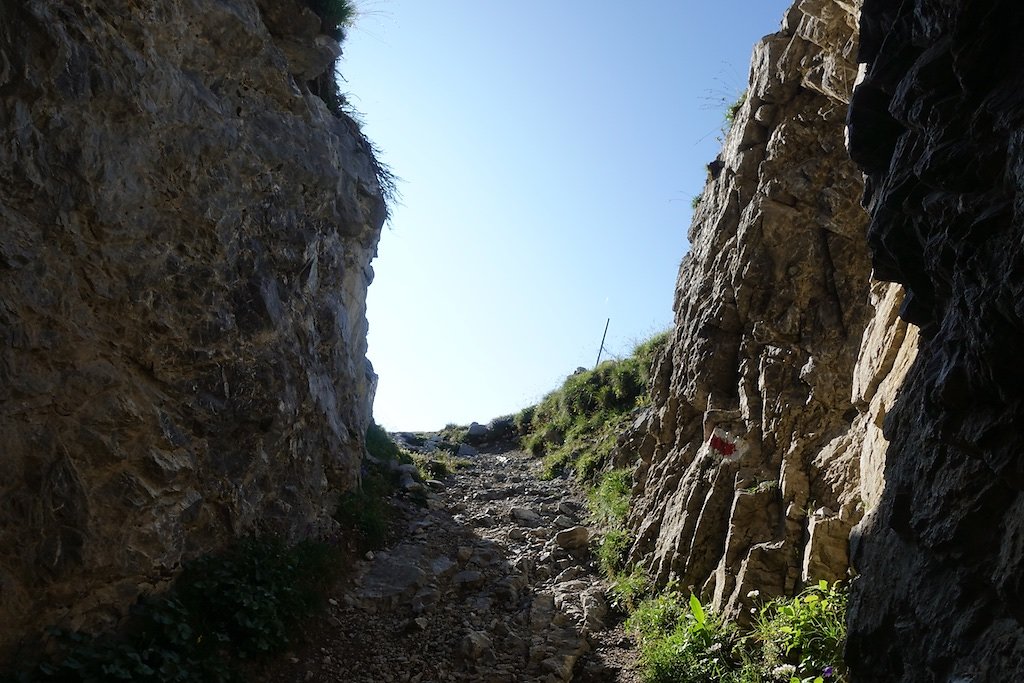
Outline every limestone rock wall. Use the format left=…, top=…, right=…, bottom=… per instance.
left=0, top=0, right=386, bottom=654
left=846, top=0, right=1024, bottom=678
left=625, top=0, right=918, bottom=617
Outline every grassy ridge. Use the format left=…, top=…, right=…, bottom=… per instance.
left=516, top=332, right=669, bottom=481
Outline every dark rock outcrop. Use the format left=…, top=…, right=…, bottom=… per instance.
left=846, top=1, right=1024, bottom=679
left=0, top=0, right=386, bottom=654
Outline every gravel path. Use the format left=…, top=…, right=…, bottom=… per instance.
left=255, top=438, right=641, bottom=683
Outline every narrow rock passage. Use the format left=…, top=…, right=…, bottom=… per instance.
left=258, top=438, right=640, bottom=683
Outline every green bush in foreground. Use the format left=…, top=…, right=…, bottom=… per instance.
left=4, top=537, right=342, bottom=683
left=628, top=592, right=743, bottom=683
left=754, top=581, right=848, bottom=682
left=624, top=583, right=848, bottom=683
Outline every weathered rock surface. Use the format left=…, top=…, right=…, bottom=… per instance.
left=846, top=1, right=1024, bottom=679
left=624, top=0, right=879, bottom=616
left=0, top=0, right=386, bottom=654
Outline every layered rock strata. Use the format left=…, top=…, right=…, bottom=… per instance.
left=0, top=0, right=386, bottom=654
left=624, top=0, right=914, bottom=618
left=846, top=1, right=1024, bottom=679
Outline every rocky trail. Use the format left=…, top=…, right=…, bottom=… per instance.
left=256, top=433, right=641, bottom=683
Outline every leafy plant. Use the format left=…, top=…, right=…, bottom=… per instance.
left=754, top=581, right=847, bottom=681
left=597, top=529, right=631, bottom=577
left=627, top=592, right=742, bottom=683
left=620, top=583, right=849, bottom=683
left=725, top=90, right=747, bottom=125
left=439, top=423, right=470, bottom=445
left=589, top=469, right=631, bottom=527
left=608, top=565, right=653, bottom=614
left=409, top=449, right=472, bottom=481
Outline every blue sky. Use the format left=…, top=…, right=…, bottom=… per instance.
left=340, top=0, right=792, bottom=431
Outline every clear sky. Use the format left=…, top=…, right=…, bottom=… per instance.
left=340, top=0, right=793, bottom=431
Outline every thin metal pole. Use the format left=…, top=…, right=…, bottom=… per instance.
left=594, top=318, right=610, bottom=369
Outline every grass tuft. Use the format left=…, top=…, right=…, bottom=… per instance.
left=305, top=0, right=357, bottom=41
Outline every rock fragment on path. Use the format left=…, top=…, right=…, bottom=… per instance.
left=554, top=525, right=590, bottom=549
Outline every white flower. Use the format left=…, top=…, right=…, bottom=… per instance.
left=772, top=664, right=796, bottom=677
left=746, top=589, right=760, bottom=599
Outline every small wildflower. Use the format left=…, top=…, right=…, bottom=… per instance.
left=772, top=664, right=796, bottom=678
left=746, top=589, right=760, bottom=599
left=823, top=666, right=835, bottom=678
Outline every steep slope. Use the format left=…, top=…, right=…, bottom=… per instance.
left=624, top=0, right=919, bottom=619
left=846, top=0, right=1024, bottom=678
left=0, top=0, right=386, bottom=654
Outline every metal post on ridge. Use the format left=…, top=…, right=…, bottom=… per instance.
left=594, top=318, right=610, bottom=369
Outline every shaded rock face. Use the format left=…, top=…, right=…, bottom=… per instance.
left=0, top=0, right=385, bottom=653
left=625, top=0, right=897, bottom=617
left=846, top=1, right=1024, bottom=679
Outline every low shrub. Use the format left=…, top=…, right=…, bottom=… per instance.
left=589, top=469, right=631, bottom=527
left=4, top=537, right=343, bottom=682
left=754, top=581, right=847, bottom=682
left=409, top=449, right=472, bottom=481
left=607, top=565, right=652, bottom=614
left=628, top=592, right=742, bottom=683
left=335, top=456, right=397, bottom=550
left=620, top=582, right=849, bottom=683
left=597, top=529, right=631, bottom=577
left=366, top=421, right=401, bottom=462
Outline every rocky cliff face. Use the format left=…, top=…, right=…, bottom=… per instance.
left=846, top=1, right=1024, bottom=679
left=0, top=0, right=386, bottom=654
left=624, top=0, right=922, bottom=618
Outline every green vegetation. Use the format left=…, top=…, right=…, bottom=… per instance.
left=517, top=331, right=668, bottom=481
left=754, top=581, right=848, bottom=681
left=4, top=537, right=343, bottom=683
left=590, top=468, right=633, bottom=576
left=439, top=423, right=470, bottom=445
left=335, top=421, right=408, bottom=549
left=725, top=90, right=747, bottom=125
left=624, top=582, right=849, bottom=683
left=334, top=460, right=394, bottom=550
left=408, top=449, right=473, bottom=481
left=607, top=564, right=653, bottom=613
left=589, top=468, right=631, bottom=526
left=628, top=592, right=745, bottom=683
left=366, top=420, right=401, bottom=462
left=305, top=0, right=357, bottom=42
